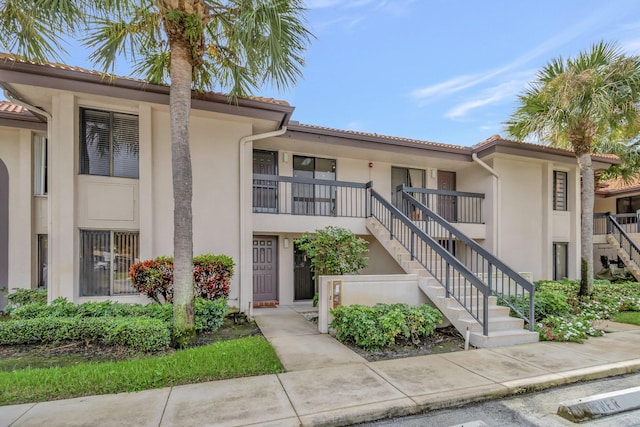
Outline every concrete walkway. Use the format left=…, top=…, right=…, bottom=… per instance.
left=3, top=310, right=640, bottom=427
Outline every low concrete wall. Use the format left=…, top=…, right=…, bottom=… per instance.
left=317, top=274, right=427, bottom=333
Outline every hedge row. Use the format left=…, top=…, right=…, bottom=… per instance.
left=0, top=317, right=171, bottom=352
left=9, top=298, right=227, bottom=334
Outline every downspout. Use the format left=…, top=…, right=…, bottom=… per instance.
left=238, top=126, right=288, bottom=315
left=472, top=153, right=501, bottom=257
left=3, top=90, right=53, bottom=301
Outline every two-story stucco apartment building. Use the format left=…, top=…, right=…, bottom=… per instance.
left=0, top=57, right=620, bottom=346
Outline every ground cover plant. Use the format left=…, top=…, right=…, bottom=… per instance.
left=530, top=279, right=640, bottom=343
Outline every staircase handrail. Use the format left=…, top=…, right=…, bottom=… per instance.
left=370, top=189, right=491, bottom=334
left=400, top=188, right=535, bottom=327
left=607, top=214, right=640, bottom=267
left=253, top=173, right=370, bottom=189
left=398, top=185, right=485, bottom=199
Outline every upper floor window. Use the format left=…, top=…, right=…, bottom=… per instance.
left=33, top=135, right=47, bottom=195
left=80, top=108, right=139, bottom=178
left=553, top=171, right=567, bottom=211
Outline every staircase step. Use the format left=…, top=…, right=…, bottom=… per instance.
left=459, top=316, right=524, bottom=332
left=367, top=216, right=537, bottom=348
left=469, top=329, right=539, bottom=348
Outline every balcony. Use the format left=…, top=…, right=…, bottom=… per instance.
left=252, top=175, right=486, bottom=238
left=252, top=174, right=371, bottom=233
left=400, top=185, right=485, bottom=224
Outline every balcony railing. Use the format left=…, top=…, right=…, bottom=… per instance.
left=253, top=174, right=371, bottom=217
left=400, top=185, right=485, bottom=224
left=594, top=213, right=639, bottom=235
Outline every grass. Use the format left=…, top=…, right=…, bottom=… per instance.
left=613, top=311, right=640, bottom=326
left=0, top=335, right=283, bottom=406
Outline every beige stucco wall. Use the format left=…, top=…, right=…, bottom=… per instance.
left=492, top=156, right=579, bottom=281
left=0, top=127, right=33, bottom=293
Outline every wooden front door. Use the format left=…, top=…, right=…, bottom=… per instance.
left=294, top=242, right=314, bottom=300
left=253, top=236, right=278, bottom=302
left=437, top=170, right=457, bottom=222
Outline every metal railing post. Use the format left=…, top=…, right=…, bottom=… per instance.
left=483, top=292, right=489, bottom=336
left=410, top=230, right=415, bottom=260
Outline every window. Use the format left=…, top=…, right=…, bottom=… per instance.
left=34, top=135, right=47, bottom=195
left=553, top=171, right=568, bottom=211
left=80, top=108, right=139, bottom=178
left=292, top=156, right=336, bottom=215
left=616, top=195, right=640, bottom=214
left=37, top=234, right=47, bottom=288
left=553, top=242, right=568, bottom=280
left=79, top=230, right=139, bottom=296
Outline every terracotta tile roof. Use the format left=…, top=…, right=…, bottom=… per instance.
left=0, top=100, right=28, bottom=114
left=597, top=175, right=640, bottom=195
left=0, top=53, right=289, bottom=106
left=291, top=123, right=470, bottom=151
left=473, top=134, right=620, bottom=163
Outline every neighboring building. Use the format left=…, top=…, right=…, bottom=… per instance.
left=0, top=56, right=618, bottom=323
left=594, top=175, right=640, bottom=280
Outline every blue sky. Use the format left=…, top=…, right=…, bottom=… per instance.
left=58, top=0, right=640, bottom=146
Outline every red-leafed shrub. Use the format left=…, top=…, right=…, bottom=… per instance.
left=193, top=254, right=234, bottom=300
left=128, top=257, right=174, bottom=304
left=129, top=254, right=234, bottom=304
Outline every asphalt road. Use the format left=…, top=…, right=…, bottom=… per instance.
left=356, top=372, right=640, bottom=426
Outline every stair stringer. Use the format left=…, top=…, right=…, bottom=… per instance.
left=606, top=234, right=640, bottom=282
left=366, top=217, right=538, bottom=348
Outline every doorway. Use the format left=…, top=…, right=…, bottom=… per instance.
left=391, top=166, right=425, bottom=208
left=253, top=236, right=278, bottom=302
left=294, top=242, right=314, bottom=300
left=437, top=170, right=457, bottom=222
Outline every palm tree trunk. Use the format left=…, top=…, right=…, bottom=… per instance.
left=577, top=152, right=594, bottom=297
left=169, top=41, right=195, bottom=347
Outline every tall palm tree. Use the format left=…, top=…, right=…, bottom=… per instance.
left=507, top=42, right=640, bottom=296
left=1, top=0, right=310, bottom=346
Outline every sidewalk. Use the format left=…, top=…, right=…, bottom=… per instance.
left=2, top=307, right=640, bottom=427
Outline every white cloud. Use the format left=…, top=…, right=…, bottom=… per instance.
left=445, top=79, right=527, bottom=119
left=410, top=74, right=484, bottom=102
left=411, top=7, right=604, bottom=105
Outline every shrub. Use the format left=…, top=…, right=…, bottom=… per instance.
left=0, top=317, right=171, bottom=352
left=129, top=254, right=234, bottom=303
left=193, top=254, right=234, bottom=300
left=4, top=288, right=47, bottom=314
left=534, top=290, right=572, bottom=320
left=128, top=257, right=174, bottom=304
left=330, top=303, right=443, bottom=351
left=195, top=298, right=227, bottom=333
left=8, top=298, right=225, bottom=334
left=295, top=226, right=368, bottom=278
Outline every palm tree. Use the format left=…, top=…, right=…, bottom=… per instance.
left=2, top=0, right=310, bottom=346
left=507, top=41, right=640, bottom=297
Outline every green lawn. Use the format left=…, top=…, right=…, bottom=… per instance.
left=0, top=335, right=283, bottom=406
left=613, top=311, right=640, bottom=326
